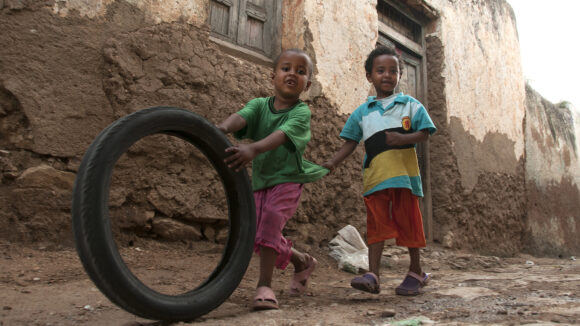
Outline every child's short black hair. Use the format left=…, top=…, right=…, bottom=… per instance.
left=364, top=45, right=404, bottom=75
left=273, top=48, right=314, bottom=80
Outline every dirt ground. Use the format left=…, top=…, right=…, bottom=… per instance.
left=1, top=238, right=578, bottom=326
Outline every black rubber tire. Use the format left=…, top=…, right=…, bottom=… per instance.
left=71, top=107, right=256, bottom=321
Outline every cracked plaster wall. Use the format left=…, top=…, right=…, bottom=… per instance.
left=524, top=85, right=580, bottom=256
left=428, top=0, right=525, bottom=191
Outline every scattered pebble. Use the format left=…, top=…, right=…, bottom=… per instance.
left=381, top=309, right=396, bottom=317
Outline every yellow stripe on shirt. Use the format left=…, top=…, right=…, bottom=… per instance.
left=362, top=147, right=420, bottom=193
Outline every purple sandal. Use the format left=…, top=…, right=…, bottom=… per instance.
left=395, top=271, right=430, bottom=296
left=350, top=272, right=380, bottom=294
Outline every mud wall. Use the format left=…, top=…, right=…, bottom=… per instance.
left=423, top=0, right=526, bottom=255
left=51, top=0, right=207, bottom=25
left=292, top=0, right=378, bottom=114
left=0, top=1, right=365, bottom=248
left=3, top=0, right=574, bottom=258
left=524, top=85, right=580, bottom=256
left=295, top=0, right=530, bottom=256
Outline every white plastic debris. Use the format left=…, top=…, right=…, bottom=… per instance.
left=328, top=225, right=369, bottom=274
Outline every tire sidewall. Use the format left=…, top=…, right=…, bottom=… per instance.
left=73, top=107, right=255, bottom=320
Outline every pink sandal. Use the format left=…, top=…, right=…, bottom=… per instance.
left=253, top=286, right=279, bottom=310
left=289, top=255, right=318, bottom=296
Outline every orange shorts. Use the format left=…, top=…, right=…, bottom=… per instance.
left=364, top=188, right=426, bottom=247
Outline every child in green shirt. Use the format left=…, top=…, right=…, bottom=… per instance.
left=217, top=48, right=327, bottom=310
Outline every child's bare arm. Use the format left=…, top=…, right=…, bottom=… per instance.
left=224, top=130, right=288, bottom=171
left=322, top=140, right=358, bottom=171
left=384, top=130, right=429, bottom=146
left=216, top=113, right=246, bottom=134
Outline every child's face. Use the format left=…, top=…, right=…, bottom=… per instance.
left=271, top=51, right=312, bottom=100
left=366, top=54, right=401, bottom=99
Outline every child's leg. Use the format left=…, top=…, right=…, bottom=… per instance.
left=396, top=246, right=429, bottom=296
left=257, top=246, right=277, bottom=288
left=364, top=189, right=398, bottom=278
left=252, top=184, right=303, bottom=310
left=254, top=246, right=280, bottom=310
left=290, top=247, right=309, bottom=272
left=351, top=241, right=382, bottom=293
left=390, top=188, right=426, bottom=262
left=408, top=247, right=422, bottom=276
left=253, top=183, right=305, bottom=286
left=350, top=189, right=397, bottom=294
left=256, top=246, right=316, bottom=289
left=288, top=247, right=318, bottom=296
left=368, top=240, right=385, bottom=279
left=391, top=189, right=429, bottom=296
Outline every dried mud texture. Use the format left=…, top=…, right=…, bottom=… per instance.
left=425, top=35, right=525, bottom=256
left=524, top=177, right=580, bottom=257
left=0, top=1, right=366, bottom=248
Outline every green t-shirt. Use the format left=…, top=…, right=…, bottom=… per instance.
left=234, top=97, right=329, bottom=190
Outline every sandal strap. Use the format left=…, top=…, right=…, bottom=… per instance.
left=255, top=286, right=278, bottom=303
left=363, top=272, right=379, bottom=283
left=407, top=271, right=428, bottom=284
left=293, top=256, right=317, bottom=280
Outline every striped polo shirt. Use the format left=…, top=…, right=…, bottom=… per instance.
left=340, top=93, right=436, bottom=197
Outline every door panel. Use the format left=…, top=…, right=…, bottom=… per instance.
left=209, top=0, right=238, bottom=39
left=237, top=0, right=274, bottom=55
